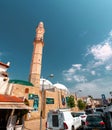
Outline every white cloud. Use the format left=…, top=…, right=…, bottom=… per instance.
left=86, top=31, right=112, bottom=70
left=63, top=30, right=112, bottom=98
left=72, top=64, right=82, bottom=70
left=71, top=78, right=112, bottom=98
left=105, top=65, right=112, bottom=70
left=63, top=64, right=82, bottom=76
left=74, top=82, right=99, bottom=97
left=63, top=64, right=87, bottom=83
left=63, top=63, right=97, bottom=83
left=93, top=61, right=103, bottom=67
left=90, top=42, right=112, bottom=62
left=109, top=30, right=112, bottom=37
left=65, top=77, right=72, bottom=81
left=64, top=64, right=82, bottom=75
left=73, top=75, right=87, bottom=82
left=67, top=68, right=75, bottom=74
left=91, top=70, right=96, bottom=75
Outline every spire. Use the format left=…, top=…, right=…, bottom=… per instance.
left=35, top=22, right=45, bottom=41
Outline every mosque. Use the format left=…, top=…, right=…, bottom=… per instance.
left=0, top=22, right=74, bottom=120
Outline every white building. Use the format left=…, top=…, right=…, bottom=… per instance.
left=0, top=62, right=10, bottom=94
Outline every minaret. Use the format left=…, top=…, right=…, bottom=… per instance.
left=29, top=22, right=45, bottom=87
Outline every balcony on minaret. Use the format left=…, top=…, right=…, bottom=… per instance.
left=35, top=22, right=45, bottom=42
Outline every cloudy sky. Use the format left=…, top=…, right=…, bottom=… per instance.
left=63, top=32, right=112, bottom=98
left=0, top=0, right=112, bottom=98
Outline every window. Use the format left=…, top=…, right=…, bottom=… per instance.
left=52, top=115, right=59, bottom=127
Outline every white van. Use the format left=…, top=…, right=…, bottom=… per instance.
left=46, top=109, right=81, bottom=130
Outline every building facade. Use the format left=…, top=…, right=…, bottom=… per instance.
left=0, top=22, right=71, bottom=120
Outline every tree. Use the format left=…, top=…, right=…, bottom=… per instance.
left=67, top=95, right=75, bottom=108
left=77, top=99, right=86, bottom=110
left=20, top=98, right=30, bottom=117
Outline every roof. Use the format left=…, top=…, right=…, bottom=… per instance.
left=40, top=78, right=52, bottom=86
left=53, top=83, right=68, bottom=91
left=0, top=94, right=23, bottom=102
left=9, top=80, right=34, bottom=86
left=40, top=79, right=69, bottom=91
left=0, top=71, right=8, bottom=77
left=0, top=102, right=33, bottom=109
left=40, top=78, right=53, bottom=89
left=0, top=94, right=33, bottom=109
left=0, top=62, right=9, bottom=68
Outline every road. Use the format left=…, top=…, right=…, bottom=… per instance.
left=24, top=118, right=83, bottom=130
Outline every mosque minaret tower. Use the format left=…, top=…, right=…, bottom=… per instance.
left=29, top=22, right=45, bottom=87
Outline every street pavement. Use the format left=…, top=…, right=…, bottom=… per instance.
left=24, top=118, right=83, bottom=130
left=24, top=118, right=46, bottom=130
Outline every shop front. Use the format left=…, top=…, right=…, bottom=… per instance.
left=0, top=94, right=33, bottom=130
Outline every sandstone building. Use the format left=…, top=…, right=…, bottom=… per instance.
left=0, top=22, right=71, bottom=120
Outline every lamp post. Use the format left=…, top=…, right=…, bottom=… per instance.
left=75, top=90, right=82, bottom=100
left=40, top=74, right=54, bottom=130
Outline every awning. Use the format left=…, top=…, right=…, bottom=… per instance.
left=0, top=102, right=34, bottom=110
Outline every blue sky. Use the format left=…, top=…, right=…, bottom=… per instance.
left=1, top=0, right=112, bottom=98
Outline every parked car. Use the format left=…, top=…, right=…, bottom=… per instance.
left=84, top=113, right=106, bottom=130
left=46, top=109, right=82, bottom=130
left=94, top=107, right=106, bottom=113
left=85, top=108, right=94, bottom=115
left=103, top=105, right=112, bottom=130
left=71, top=111, right=87, bottom=124
left=94, top=107, right=106, bottom=118
left=93, top=111, right=105, bottom=118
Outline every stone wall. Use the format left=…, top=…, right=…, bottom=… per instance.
left=8, top=83, right=69, bottom=120
left=8, top=83, right=41, bottom=119
left=44, top=88, right=68, bottom=118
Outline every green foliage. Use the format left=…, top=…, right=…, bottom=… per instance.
left=77, top=99, right=86, bottom=110
left=67, top=95, right=75, bottom=108
left=20, top=109, right=29, bottom=117
left=20, top=99, right=30, bottom=117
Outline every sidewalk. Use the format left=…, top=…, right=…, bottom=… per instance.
left=24, top=119, right=46, bottom=130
